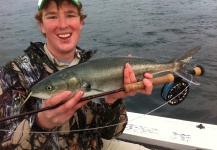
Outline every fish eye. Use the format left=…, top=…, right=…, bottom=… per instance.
left=46, top=86, right=53, bottom=91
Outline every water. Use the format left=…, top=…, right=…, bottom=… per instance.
left=0, top=0, right=217, bottom=124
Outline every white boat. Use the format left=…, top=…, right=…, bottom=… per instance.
left=119, top=112, right=217, bottom=150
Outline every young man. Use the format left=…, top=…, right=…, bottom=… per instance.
left=0, top=0, right=153, bottom=149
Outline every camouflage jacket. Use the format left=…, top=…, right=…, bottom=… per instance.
left=0, top=42, right=127, bottom=150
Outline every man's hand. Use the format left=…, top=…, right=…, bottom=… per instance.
left=105, top=63, right=153, bottom=104
left=37, top=91, right=88, bottom=129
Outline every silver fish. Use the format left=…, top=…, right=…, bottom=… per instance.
left=29, top=47, right=201, bottom=100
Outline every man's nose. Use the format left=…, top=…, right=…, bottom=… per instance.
left=58, top=17, right=68, bottom=28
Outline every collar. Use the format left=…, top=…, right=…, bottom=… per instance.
left=44, top=44, right=81, bottom=70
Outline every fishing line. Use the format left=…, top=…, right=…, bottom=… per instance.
left=0, top=76, right=193, bottom=134
left=0, top=101, right=169, bottom=134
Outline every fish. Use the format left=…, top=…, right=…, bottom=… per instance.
left=26, top=46, right=201, bottom=101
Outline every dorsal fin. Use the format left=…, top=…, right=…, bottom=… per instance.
left=88, top=50, right=110, bottom=61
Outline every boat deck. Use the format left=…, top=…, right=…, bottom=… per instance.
left=118, top=112, right=217, bottom=150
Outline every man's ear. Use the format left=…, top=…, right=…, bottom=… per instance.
left=80, top=20, right=84, bottom=30
left=39, top=22, right=46, bottom=34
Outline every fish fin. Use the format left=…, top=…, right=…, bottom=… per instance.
left=173, top=46, right=201, bottom=67
left=175, top=70, right=200, bottom=85
left=172, top=46, right=201, bottom=85
left=91, top=98, right=102, bottom=104
left=82, top=82, right=105, bottom=93
left=92, top=89, right=106, bottom=92
left=88, top=50, right=110, bottom=61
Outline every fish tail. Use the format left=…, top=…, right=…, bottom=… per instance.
left=173, top=46, right=201, bottom=85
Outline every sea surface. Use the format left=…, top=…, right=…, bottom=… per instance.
left=0, top=0, right=217, bottom=125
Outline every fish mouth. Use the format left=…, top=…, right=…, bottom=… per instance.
left=31, top=92, right=51, bottom=100
left=57, top=33, right=72, bottom=39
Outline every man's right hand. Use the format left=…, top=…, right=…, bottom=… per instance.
left=37, top=91, right=88, bottom=129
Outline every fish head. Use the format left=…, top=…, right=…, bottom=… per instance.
left=31, top=71, right=84, bottom=99
left=31, top=77, right=68, bottom=99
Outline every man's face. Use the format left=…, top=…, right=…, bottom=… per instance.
left=40, top=1, right=83, bottom=57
